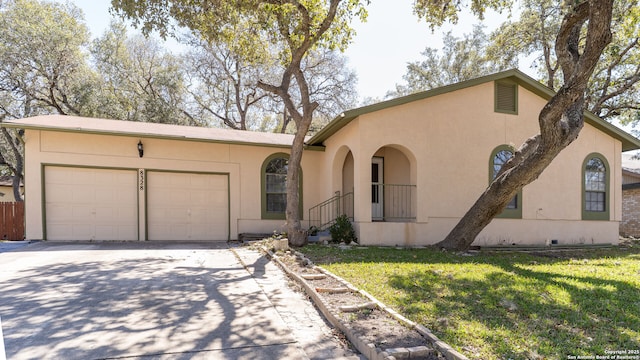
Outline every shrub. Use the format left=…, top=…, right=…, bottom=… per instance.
left=329, top=215, right=357, bottom=245
left=307, top=226, right=319, bottom=236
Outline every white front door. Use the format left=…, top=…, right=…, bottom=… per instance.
left=371, top=157, right=383, bottom=221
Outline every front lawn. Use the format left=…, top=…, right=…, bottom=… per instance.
left=299, top=244, right=640, bottom=360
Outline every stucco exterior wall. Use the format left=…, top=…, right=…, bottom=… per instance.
left=0, top=185, right=22, bottom=202
left=23, top=129, right=324, bottom=241
left=323, top=81, right=622, bottom=246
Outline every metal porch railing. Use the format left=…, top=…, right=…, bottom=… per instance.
left=372, top=184, right=416, bottom=221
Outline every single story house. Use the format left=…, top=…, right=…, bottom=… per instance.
left=3, top=69, right=640, bottom=246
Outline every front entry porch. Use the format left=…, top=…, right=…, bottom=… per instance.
left=309, top=145, right=418, bottom=239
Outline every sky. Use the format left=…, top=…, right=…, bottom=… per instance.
left=70, top=0, right=519, bottom=101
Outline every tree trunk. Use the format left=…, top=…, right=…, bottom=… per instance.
left=438, top=135, right=569, bottom=250
left=1, top=128, right=24, bottom=202
left=436, top=0, right=613, bottom=251
left=12, top=142, right=23, bottom=202
left=285, top=114, right=313, bottom=247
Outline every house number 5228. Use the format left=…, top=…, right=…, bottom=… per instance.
left=139, top=169, right=145, bottom=191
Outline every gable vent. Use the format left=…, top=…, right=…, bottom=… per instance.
left=495, top=82, right=517, bottom=114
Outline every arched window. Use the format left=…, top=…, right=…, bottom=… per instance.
left=583, top=154, right=609, bottom=220
left=490, top=145, right=522, bottom=218
left=261, top=153, right=302, bottom=220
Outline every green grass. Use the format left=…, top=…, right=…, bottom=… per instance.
left=299, top=245, right=640, bottom=360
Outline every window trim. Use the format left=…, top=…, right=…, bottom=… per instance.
left=261, top=152, right=303, bottom=220
left=582, top=153, right=610, bottom=221
left=494, top=80, right=518, bottom=115
left=489, top=145, right=522, bottom=219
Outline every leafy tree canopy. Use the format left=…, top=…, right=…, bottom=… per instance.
left=392, top=25, right=512, bottom=96
left=110, top=0, right=370, bottom=246
left=414, top=0, right=615, bottom=251
left=110, top=0, right=368, bottom=63
left=490, top=0, right=640, bottom=125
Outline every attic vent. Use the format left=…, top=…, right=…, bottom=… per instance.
left=495, top=81, right=518, bottom=114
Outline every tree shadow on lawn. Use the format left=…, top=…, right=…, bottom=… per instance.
left=0, top=255, right=293, bottom=360
left=305, top=246, right=640, bottom=360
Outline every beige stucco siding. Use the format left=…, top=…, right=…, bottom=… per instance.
left=323, top=81, right=623, bottom=246
left=0, top=186, right=21, bottom=202
left=24, top=129, right=323, bottom=241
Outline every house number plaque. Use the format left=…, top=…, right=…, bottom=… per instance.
left=139, top=169, right=145, bottom=191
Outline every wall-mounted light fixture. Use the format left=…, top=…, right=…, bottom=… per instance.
left=137, top=140, right=144, bottom=158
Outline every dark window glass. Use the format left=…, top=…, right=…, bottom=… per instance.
left=265, top=157, right=288, bottom=213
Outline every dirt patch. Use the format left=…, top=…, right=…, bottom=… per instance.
left=269, top=246, right=446, bottom=360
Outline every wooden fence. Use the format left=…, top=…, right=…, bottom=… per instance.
left=0, top=202, right=25, bottom=240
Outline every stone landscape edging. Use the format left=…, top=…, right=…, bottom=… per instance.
left=260, top=245, right=470, bottom=360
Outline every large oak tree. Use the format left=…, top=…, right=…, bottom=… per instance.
left=491, top=0, right=640, bottom=124
left=414, top=0, right=615, bottom=250
left=91, top=21, right=195, bottom=125
left=0, top=0, right=95, bottom=201
left=111, top=0, right=368, bottom=246
left=392, top=25, right=513, bottom=97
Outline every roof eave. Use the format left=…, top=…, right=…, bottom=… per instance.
left=308, top=69, right=527, bottom=145
left=307, top=69, right=640, bottom=151
left=0, top=120, right=331, bottom=151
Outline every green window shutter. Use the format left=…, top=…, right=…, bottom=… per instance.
left=495, top=82, right=518, bottom=114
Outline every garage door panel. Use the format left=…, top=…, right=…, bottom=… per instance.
left=147, top=172, right=228, bottom=241
left=211, top=190, right=227, bottom=204
left=117, top=207, right=137, bottom=221
left=45, top=167, right=138, bottom=241
left=46, top=204, right=71, bottom=221
left=72, top=205, right=95, bottom=221
left=95, top=189, right=117, bottom=203
left=95, top=224, right=136, bottom=241
left=46, top=184, right=73, bottom=202
left=95, top=206, right=116, bottom=220
left=71, top=190, right=91, bottom=203
left=74, top=171, right=95, bottom=184
left=71, top=224, right=93, bottom=239
left=46, top=224, right=69, bottom=239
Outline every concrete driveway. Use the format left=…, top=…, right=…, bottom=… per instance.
left=0, top=242, right=358, bottom=360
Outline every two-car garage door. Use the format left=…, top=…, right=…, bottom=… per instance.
left=44, top=166, right=228, bottom=241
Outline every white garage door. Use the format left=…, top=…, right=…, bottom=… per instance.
left=146, top=172, right=228, bottom=241
left=45, top=166, right=138, bottom=241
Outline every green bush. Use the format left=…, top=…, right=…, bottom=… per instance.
left=329, top=215, right=357, bottom=245
left=307, top=226, right=319, bottom=236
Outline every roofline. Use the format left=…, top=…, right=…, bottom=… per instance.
left=0, top=183, right=24, bottom=187
left=623, top=182, right=640, bottom=190
left=0, top=120, right=326, bottom=152
left=307, top=69, right=640, bottom=152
